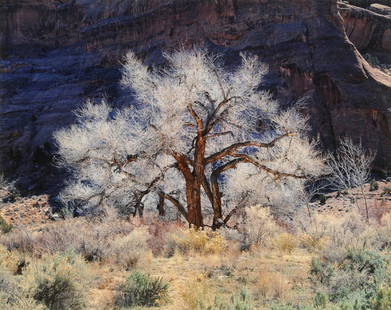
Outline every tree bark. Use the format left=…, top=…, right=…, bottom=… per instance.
left=188, top=134, right=205, bottom=228
left=157, top=191, right=166, bottom=216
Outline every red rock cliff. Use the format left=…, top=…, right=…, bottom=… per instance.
left=0, top=0, right=390, bottom=192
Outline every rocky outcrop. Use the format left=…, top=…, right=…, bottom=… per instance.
left=369, top=3, right=391, bottom=17
left=339, top=2, right=391, bottom=53
left=0, top=0, right=391, bottom=193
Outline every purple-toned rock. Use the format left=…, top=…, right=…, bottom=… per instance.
left=0, top=0, right=390, bottom=192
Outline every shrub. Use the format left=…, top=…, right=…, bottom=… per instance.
left=180, top=274, right=211, bottom=310
left=300, top=233, right=325, bottom=252
left=370, top=181, right=379, bottom=192
left=147, top=220, right=180, bottom=256
left=0, top=268, right=18, bottom=306
left=310, top=248, right=389, bottom=306
left=0, top=218, right=134, bottom=260
left=0, top=245, right=25, bottom=274
left=374, top=286, right=391, bottom=310
left=0, top=228, right=36, bottom=254
left=0, top=267, right=48, bottom=310
left=23, top=252, right=92, bottom=310
left=269, top=304, right=314, bottom=310
left=115, top=272, right=169, bottom=308
left=0, top=216, right=12, bottom=234
left=199, top=289, right=253, bottom=310
left=313, top=292, right=327, bottom=309
left=273, top=233, right=297, bottom=254
left=303, top=212, right=378, bottom=262
left=239, top=206, right=281, bottom=249
left=257, top=270, right=290, bottom=300
left=109, top=227, right=150, bottom=270
left=310, top=258, right=333, bottom=285
left=167, top=228, right=227, bottom=256
left=376, top=213, right=391, bottom=250
left=333, top=291, right=370, bottom=310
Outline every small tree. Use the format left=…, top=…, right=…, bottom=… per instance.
left=55, top=49, right=325, bottom=228
left=327, top=137, right=375, bottom=221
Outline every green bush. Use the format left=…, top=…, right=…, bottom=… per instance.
left=33, top=274, right=84, bottom=310
left=0, top=216, right=12, bottom=234
left=115, top=272, right=169, bottom=308
left=314, top=292, right=328, bottom=309
left=310, top=248, right=390, bottom=308
left=374, top=286, right=391, bottom=310
left=369, top=180, right=379, bottom=192
left=269, top=305, right=314, bottom=310
left=0, top=268, right=46, bottom=310
left=198, top=289, right=253, bottom=310
left=310, top=258, right=333, bottom=285
left=24, top=253, right=91, bottom=310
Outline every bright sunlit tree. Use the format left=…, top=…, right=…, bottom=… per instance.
left=55, top=49, right=325, bottom=228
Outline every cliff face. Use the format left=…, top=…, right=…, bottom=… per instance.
left=340, top=3, right=391, bottom=54
left=1, top=0, right=391, bottom=192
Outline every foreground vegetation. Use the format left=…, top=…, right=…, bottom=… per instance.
left=0, top=206, right=390, bottom=310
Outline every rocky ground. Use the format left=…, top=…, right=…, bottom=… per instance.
left=312, top=180, right=391, bottom=217
left=1, top=180, right=390, bottom=229
left=0, top=189, right=54, bottom=227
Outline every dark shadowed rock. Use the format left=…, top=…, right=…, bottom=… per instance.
left=0, top=0, right=390, bottom=193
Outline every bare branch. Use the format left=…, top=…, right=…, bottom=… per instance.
left=206, top=132, right=292, bottom=164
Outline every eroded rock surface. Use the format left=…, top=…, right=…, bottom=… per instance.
left=0, top=0, right=390, bottom=193
left=340, top=2, right=391, bottom=53
left=369, top=3, right=391, bottom=17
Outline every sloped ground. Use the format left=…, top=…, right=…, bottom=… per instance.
left=1, top=180, right=390, bottom=229
left=311, top=180, right=391, bottom=216
left=0, top=189, right=53, bottom=227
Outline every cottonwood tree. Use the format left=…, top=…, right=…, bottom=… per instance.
left=55, top=49, right=325, bottom=229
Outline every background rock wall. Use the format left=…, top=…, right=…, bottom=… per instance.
left=0, top=0, right=390, bottom=193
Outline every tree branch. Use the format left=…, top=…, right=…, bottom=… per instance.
left=162, top=192, right=188, bottom=220
left=231, top=153, right=308, bottom=179
left=206, top=131, right=233, bottom=139
left=187, top=103, right=204, bottom=133
left=205, top=132, right=292, bottom=164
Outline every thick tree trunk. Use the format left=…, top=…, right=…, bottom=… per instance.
left=188, top=135, right=206, bottom=228
left=171, top=149, right=204, bottom=228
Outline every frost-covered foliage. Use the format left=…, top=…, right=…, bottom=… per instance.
left=327, top=137, right=375, bottom=220
left=55, top=48, right=325, bottom=228
left=327, top=137, right=375, bottom=191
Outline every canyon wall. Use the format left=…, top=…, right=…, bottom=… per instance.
left=0, top=0, right=390, bottom=192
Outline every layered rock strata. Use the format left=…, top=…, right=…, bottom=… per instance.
left=0, top=0, right=390, bottom=192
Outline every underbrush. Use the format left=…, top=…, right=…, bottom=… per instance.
left=0, top=252, right=93, bottom=310
left=0, top=215, right=12, bottom=234
left=166, top=228, right=228, bottom=256
left=0, top=207, right=389, bottom=309
left=115, top=271, right=169, bottom=308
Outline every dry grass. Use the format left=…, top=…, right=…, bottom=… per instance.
left=273, top=233, right=298, bottom=254
left=0, top=206, right=389, bottom=309
left=257, top=270, right=291, bottom=300
left=166, top=228, right=228, bottom=256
